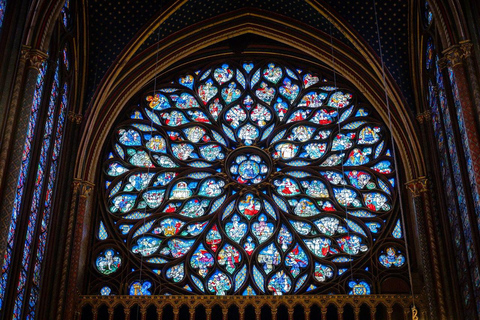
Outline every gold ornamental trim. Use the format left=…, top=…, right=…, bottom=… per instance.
left=20, top=46, right=48, bottom=71
left=77, top=294, right=423, bottom=313
left=406, top=177, right=428, bottom=197
left=72, top=179, right=95, bottom=197
left=416, top=111, right=432, bottom=124
left=438, top=40, right=473, bottom=69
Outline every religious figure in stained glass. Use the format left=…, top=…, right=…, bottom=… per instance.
left=95, top=61, right=405, bottom=296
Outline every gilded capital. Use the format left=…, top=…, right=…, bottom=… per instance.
left=439, top=40, right=473, bottom=69
left=73, top=179, right=95, bottom=197
left=416, top=111, right=431, bottom=124
left=68, top=111, right=83, bottom=124
left=23, top=49, right=48, bottom=71
left=406, top=177, right=428, bottom=197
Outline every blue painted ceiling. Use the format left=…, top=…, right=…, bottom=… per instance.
left=86, top=0, right=412, bottom=108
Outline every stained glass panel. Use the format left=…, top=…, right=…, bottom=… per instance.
left=95, top=61, right=405, bottom=295
left=0, top=61, right=47, bottom=310
left=12, top=64, right=60, bottom=319
left=25, top=81, right=69, bottom=319
left=0, top=0, right=6, bottom=31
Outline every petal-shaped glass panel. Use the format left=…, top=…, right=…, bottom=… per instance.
left=99, top=61, right=402, bottom=296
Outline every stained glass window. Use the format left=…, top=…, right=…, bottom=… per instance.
left=94, top=61, right=406, bottom=295
left=0, top=0, right=6, bottom=31
left=0, top=61, right=47, bottom=310
left=12, top=64, right=60, bottom=319
left=61, top=0, right=70, bottom=28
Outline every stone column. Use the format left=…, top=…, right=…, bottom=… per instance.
left=406, top=177, right=446, bottom=320
left=58, top=179, right=94, bottom=320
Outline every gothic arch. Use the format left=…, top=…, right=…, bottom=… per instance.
left=77, top=10, right=425, bottom=185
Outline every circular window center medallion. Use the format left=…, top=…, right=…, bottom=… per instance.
left=238, top=160, right=260, bottom=180
left=227, top=148, right=271, bottom=185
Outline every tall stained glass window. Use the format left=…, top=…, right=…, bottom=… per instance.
left=91, top=61, right=408, bottom=296
left=0, top=61, right=48, bottom=311
left=0, top=2, right=72, bottom=315
left=423, top=3, right=480, bottom=317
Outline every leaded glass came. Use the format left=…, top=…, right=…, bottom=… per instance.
left=96, top=61, right=405, bottom=295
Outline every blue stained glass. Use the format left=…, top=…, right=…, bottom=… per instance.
left=0, top=0, right=6, bottom=31
left=0, top=61, right=47, bottom=311
left=243, top=63, right=253, bottom=74
left=234, top=265, right=247, bottom=291
left=221, top=200, right=236, bottom=220
left=131, top=124, right=156, bottom=132
left=392, top=219, right=402, bottom=239
left=129, top=281, right=152, bottom=295
left=222, top=124, right=236, bottom=141
left=211, top=130, right=227, bottom=146
left=187, top=161, right=212, bottom=168
left=425, top=1, right=433, bottom=25
left=348, top=210, right=376, bottom=218
left=270, top=129, right=286, bottom=144
left=425, top=37, right=434, bottom=70
left=99, top=61, right=405, bottom=297
left=100, top=287, right=111, bottom=296
left=98, top=221, right=108, bottom=240
left=342, top=121, right=366, bottom=130
left=26, top=79, right=68, bottom=318
left=429, top=75, right=474, bottom=309
left=191, top=275, right=205, bottom=292
left=338, top=268, right=348, bottom=275
left=210, top=194, right=226, bottom=212
left=332, top=257, right=353, bottom=263
left=345, top=219, right=367, bottom=237
left=133, top=220, right=155, bottom=238
left=338, top=106, right=354, bottom=123
left=146, top=257, right=167, bottom=264
left=252, top=266, right=264, bottom=292
left=272, top=194, right=288, bottom=212
left=294, top=274, right=307, bottom=292
left=61, top=0, right=70, bottom=28
left=243, top=286, right=256, bottom=295
left=261, top=124, right=275, bottom=141
left=251, top=69, right=261, bottom=87
left=374, top=141, right=384, bottom=158
left=200, top=69, right=211, bottom=81
left=236, top=70, right=246, bottom=89
left=366, top=222, right=381, bottom=233
left=145, top=108, right=162, bottom=125
left=263, top=200, right=277, bottom=220
left=378, top=180, right=391, bottom=195
left=446, top=67, right=480, bottom=305
left=286, top=68, right=298, bottom=80
left=63, top=46, right=69, bottom=70
left=348, top=280, right=370, bottom=295
left=178, top=75, right=194, bottom=89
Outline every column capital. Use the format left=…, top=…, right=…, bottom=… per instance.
left=67, top=111, right=83, bottom=124
left=416, top=111, right=431, bottom=124
left=438, top=40, right=473, bottom=69
left=405, top=177, right=428, bottom=197
left=72, top=179, right=95, bottom=197
left=20, top=46, right=48, bottom=70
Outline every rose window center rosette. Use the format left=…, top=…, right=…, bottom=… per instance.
left=99, top=61, right=403, bottom=296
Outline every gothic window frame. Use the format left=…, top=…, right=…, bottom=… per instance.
left=0, top=2, right=75, bottom=318
left=87, top=58, right=411, bottom=297
left=421, top=1, right=480, bottom=316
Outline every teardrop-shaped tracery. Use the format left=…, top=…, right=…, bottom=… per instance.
left=96, top=61, right=406, bottom=296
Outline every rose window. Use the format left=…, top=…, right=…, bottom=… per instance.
left=97, top=61, right=406, bottom=296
